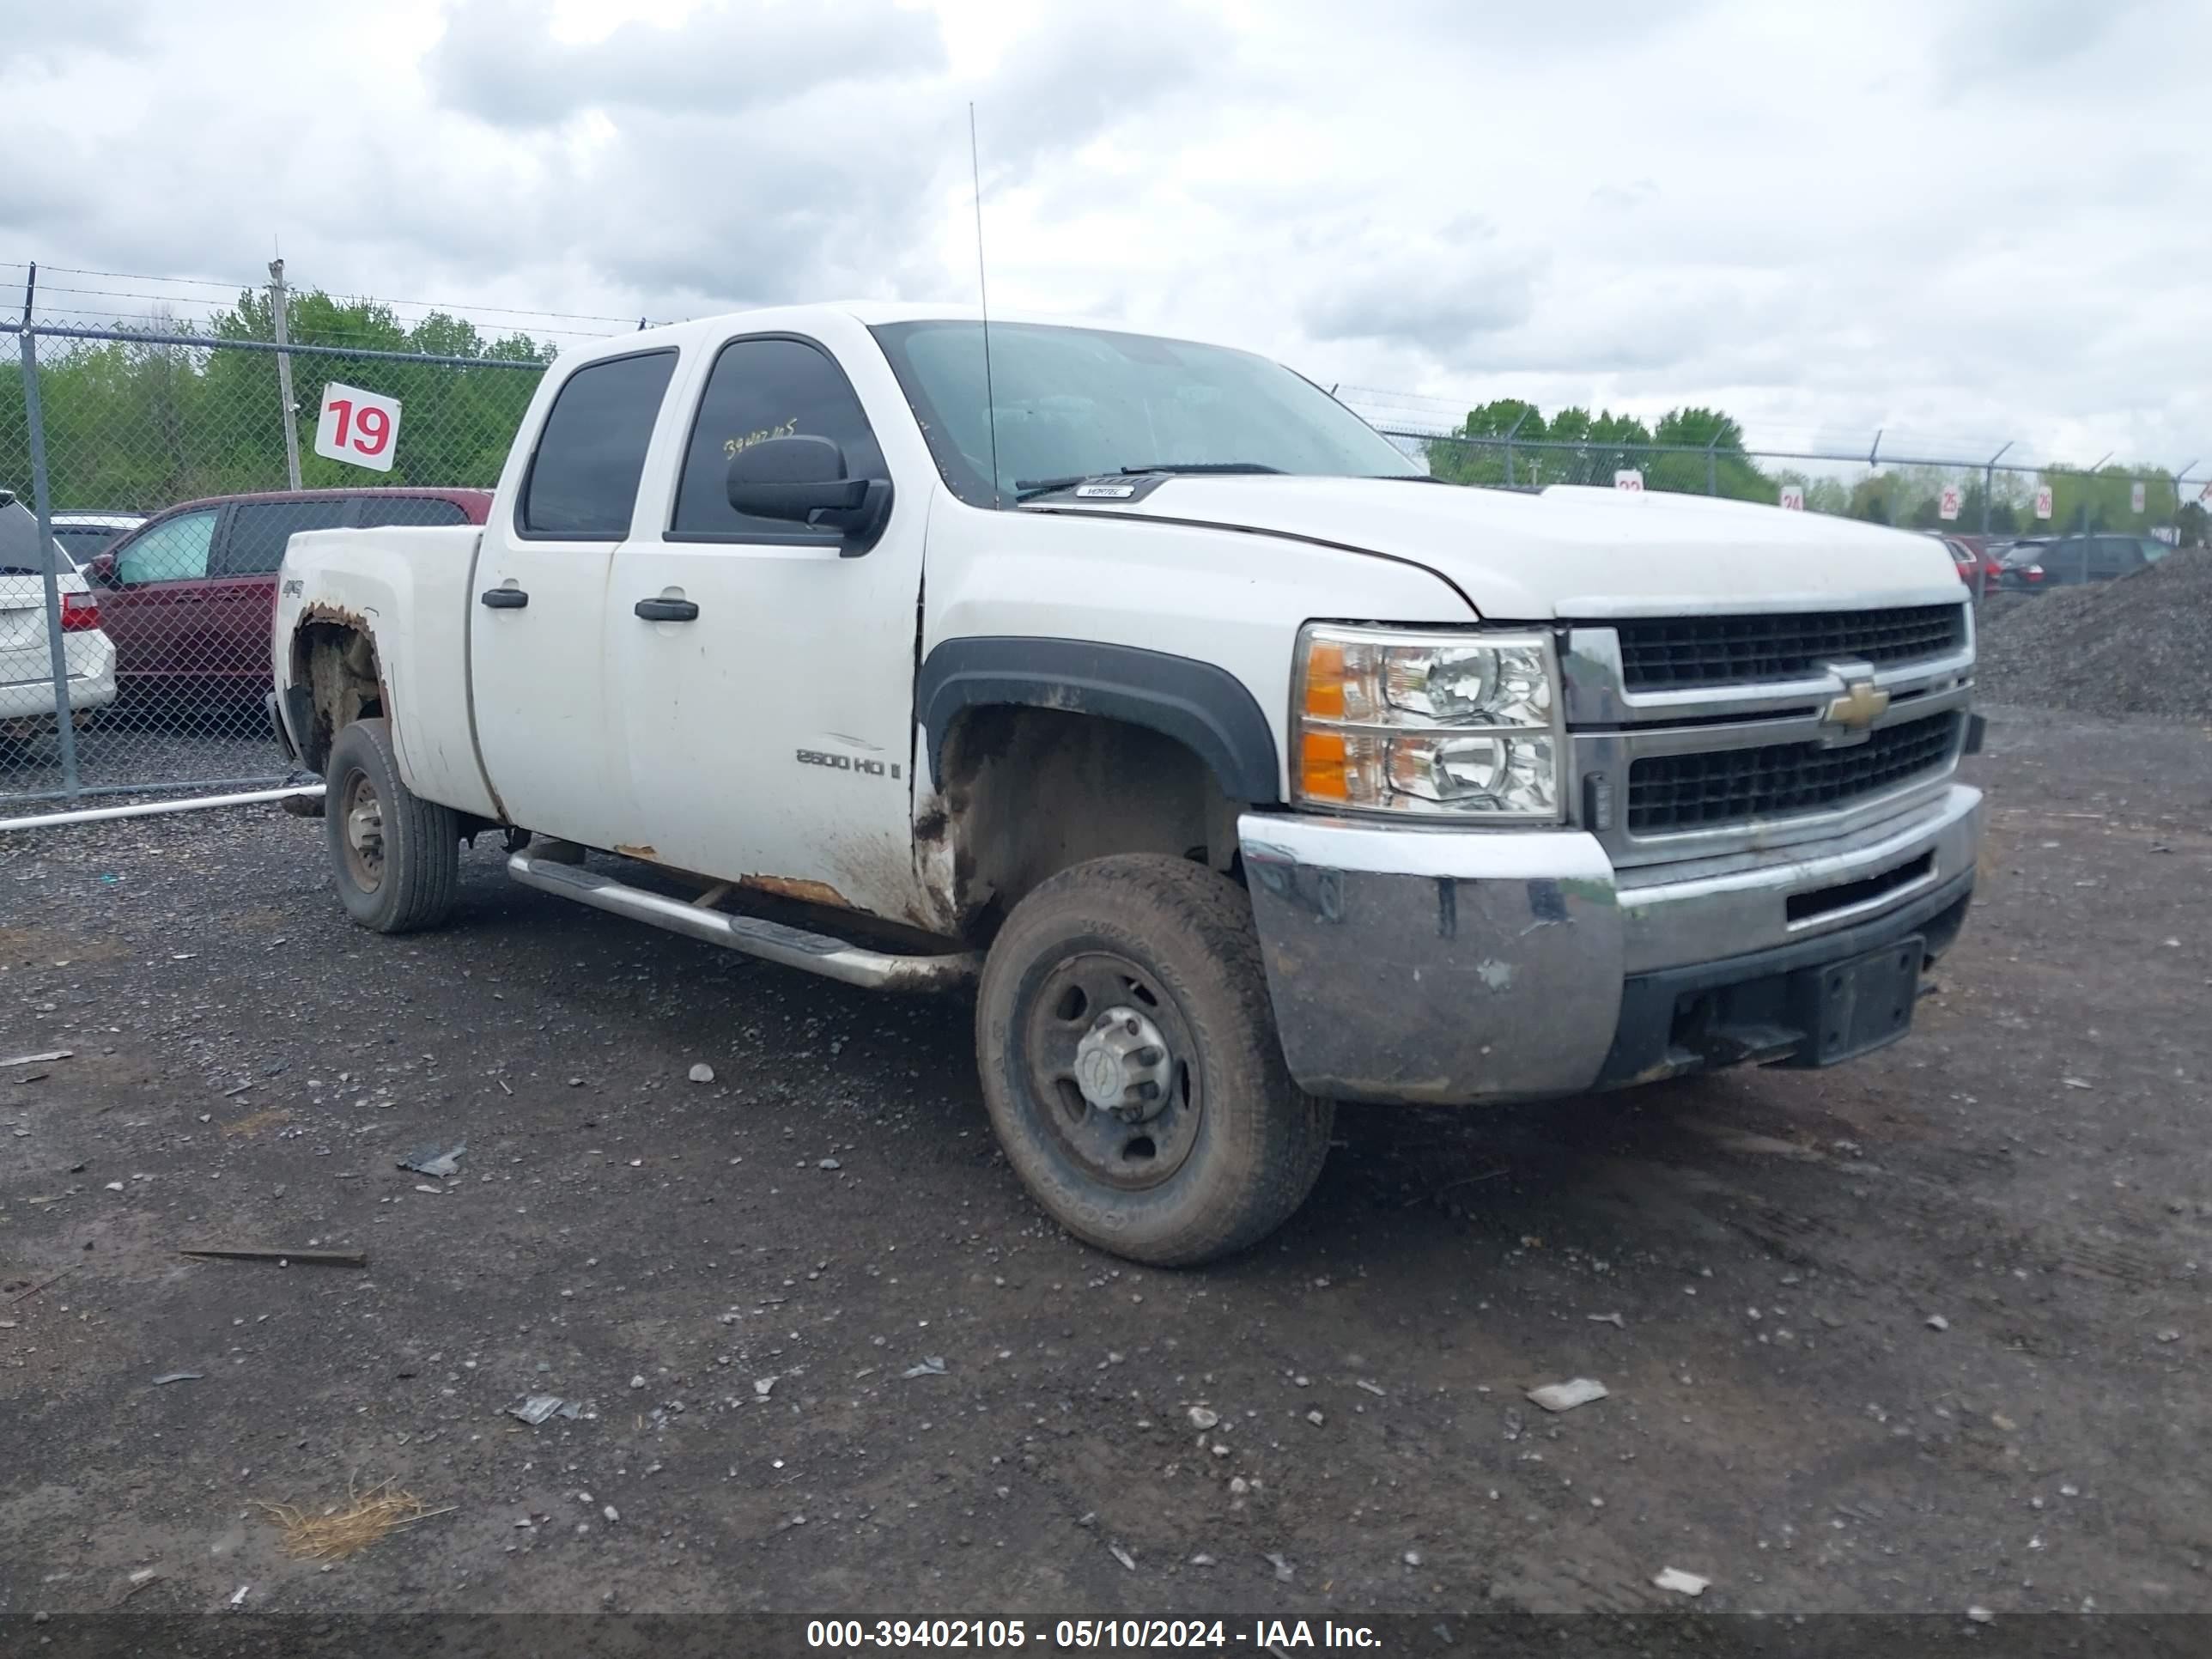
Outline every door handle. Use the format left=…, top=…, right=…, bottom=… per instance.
left=480, top=587, right=529, bottom=610
left=634, top=597, right=699, bottom=623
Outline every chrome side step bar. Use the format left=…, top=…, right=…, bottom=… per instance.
left=507, top=852, right=978, bottom=993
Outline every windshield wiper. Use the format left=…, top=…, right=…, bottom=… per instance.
left=1013, top=461, right=1288, bottom=503
left=1116, top=461, right=1284, bottom=476
left=1012, top=474, right=1092, bottom=502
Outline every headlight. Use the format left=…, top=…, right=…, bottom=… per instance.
left=1293, top=624, right=1562, bottom=819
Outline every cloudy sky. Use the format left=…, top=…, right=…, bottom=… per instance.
left=4, top=0, right=2205, bottom=467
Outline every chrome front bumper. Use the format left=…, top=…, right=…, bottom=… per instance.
left=1238, top=784, right=1983, bottom=1105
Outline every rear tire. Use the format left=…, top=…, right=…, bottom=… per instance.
left=976, top=854, right=1333, bottom=1267
left=324, top=717, right=459, bottom=933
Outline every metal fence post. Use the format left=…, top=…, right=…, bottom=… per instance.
left=1503, top=408, right=1529, bottom=488
left=270, top=258, right=302, bottom=491
left=1705, top=436, right=1720, bottom=496
left=1980, top=442, right=2011, bottom=604
left=18, top=268, right=82, bottom=797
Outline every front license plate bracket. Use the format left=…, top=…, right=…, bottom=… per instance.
left=1781, top=935, right=1926, bottom=1066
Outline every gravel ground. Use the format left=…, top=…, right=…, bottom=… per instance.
left=1977, top=549, right=2212, bottom=720
left=3, top=709, right=2209, bottom=1626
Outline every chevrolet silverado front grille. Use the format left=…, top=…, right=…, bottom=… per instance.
left=1626, top=711, right=1963, bottom=834
left=1613, top=605, right=1966, bottom=692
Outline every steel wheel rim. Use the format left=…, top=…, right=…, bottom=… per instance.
left=1022, top=950, right=1201, bottom=1190
left=340, top=769, right=385, bottom=891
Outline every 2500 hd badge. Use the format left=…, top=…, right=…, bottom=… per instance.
left=797, top=747, right=899, bottom=780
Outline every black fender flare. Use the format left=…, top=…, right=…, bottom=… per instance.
left=916, top=636, right=1282, bottom=803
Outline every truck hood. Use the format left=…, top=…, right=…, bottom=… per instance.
left=1044, top=477, right=1966, bottom=618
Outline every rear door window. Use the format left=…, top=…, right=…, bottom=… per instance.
left=221, top=499, right=352, bottom=574
left=358, top=496, right=472, bottom=528
left=115, top=509, right=220, bottom=584
left=2088, top=538, right=2136, bottom=579
left=520, top=350, right=678, bottom=538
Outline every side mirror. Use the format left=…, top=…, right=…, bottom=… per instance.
left=726, top=434, right=891, bottom=556
left=85, top=551, right=118, bottom=586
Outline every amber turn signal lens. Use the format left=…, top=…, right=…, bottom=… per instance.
left=1302, top=639, right=1346, bottom=720
left=1299, top=731, right=1349, bottom=800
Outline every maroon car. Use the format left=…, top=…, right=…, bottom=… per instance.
left=87, top=488, right=492, bottom=695
left=1929, top=532, right=2004, bottom=597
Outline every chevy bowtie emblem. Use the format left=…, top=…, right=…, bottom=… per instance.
left=1820, top=669, right=1889, bottom=744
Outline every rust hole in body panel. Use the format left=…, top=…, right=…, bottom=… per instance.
left=741, top=873, right=852, bottom=909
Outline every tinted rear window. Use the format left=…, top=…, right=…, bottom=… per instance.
left=223, top=499, right=353, bottom=574
left=357, top=496, right=473, bottom=528
left=54, top=525, right=130, bottom=558
left=0, top=501, right=69, bottom=575
left=521, top=351, right=678, bottom=538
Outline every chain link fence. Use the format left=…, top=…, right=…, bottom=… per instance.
left=1380, top=425, right=2204, bottom=605
left=2, top=309, right=544, bottom=808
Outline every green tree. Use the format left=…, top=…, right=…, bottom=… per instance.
left=1805, top=477, right=1850, bottom=514
left=2045, top=464, right=2178, bottom=534
left=1427, top=398, right=1784, bottom=498
left=0, top=289, right=550, bottom=514
left=1771, top=468, right=1850, bottom=514
left=1425, top=398, right=1544, bottom=485
left=1651, top=406, right=1771, bottom=501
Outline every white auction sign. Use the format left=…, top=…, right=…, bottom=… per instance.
left=1778, top=485, right=1804, bottom=511
left=1938, top=485, right=1961, bottom=521
left=2033, top=485, right=2054, bottom=520
left=2131, top=481, right=2147, bottom=514
left=1613, top=469, right=1644, bottom=491
left=313, top=380, right=402, bottom=473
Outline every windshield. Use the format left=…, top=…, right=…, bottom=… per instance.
left=0, top=501, right=75, bottom=576
left=870, top=320, right=1419, bottom=507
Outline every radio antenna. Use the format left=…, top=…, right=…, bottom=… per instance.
left=969, top=103, right=1002, bottom=509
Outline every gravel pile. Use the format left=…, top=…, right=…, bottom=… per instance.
left=1975, top=548, right=2212, bottom=719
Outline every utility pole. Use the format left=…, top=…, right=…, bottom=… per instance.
left=270, top=258, right=302, bottom=491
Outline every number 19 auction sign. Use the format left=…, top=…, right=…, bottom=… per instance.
left=314, top=381, right=402, bottom=472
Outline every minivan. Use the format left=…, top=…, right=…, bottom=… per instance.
left=86, top=488, right=492, bottom=696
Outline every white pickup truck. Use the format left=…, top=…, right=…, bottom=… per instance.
left=272, top=304, right=1984, bottom=1265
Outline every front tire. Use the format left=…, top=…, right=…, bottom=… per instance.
left=324, top=717, right=459, bottom=933
left=975, top=854, right=1333, bottom=1267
